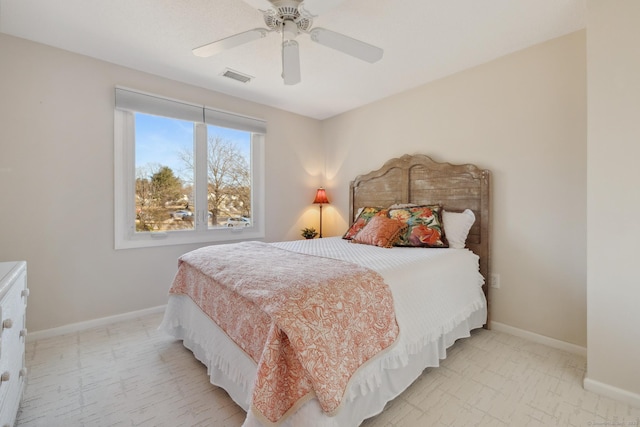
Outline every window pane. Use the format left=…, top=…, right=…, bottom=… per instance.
left=206, top=125, right=252, bottom=229
left=134, top=113, right=195, bottom=232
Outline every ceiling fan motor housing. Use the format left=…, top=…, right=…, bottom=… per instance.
left=263, top=0, right=312, bottom=35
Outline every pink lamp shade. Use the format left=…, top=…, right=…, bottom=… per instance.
left=313, top=188, right=329, bottom=204
left=312, top=188, right=329, bottom=238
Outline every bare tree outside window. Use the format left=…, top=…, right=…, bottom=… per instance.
left=180, top=134, right=251, bottom=227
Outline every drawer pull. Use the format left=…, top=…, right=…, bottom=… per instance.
left=0, top=371, right=9, bottom=382
left=20, top=328, right=28, bottom=338
left=22, top=288, right=30, bottom=298
left=2, top=319, right=12, bottom=329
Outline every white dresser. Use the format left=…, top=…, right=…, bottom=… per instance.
left=0, top=262, right=28, bottom=427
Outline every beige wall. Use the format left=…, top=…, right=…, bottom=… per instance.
left=0, top=33, right=322, bottom=332
left=322, top=31, right=587, bottom=347
left=0, top=30, right=590, bottom=351
left=586, top=1, right=640, bottom=400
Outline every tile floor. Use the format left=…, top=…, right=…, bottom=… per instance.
left=15, top=312, right=640, bottom=426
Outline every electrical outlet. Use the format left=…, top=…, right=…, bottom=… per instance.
left=490, top=273, right=501, bottom=289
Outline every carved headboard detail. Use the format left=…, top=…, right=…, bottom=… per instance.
left=349, top=154, right=491, bottom=323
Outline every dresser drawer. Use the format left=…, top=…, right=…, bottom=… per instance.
left=0, top=350, right=26, bottom=427
left=0, top=262, right=27, bottom=427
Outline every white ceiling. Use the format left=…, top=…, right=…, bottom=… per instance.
left=0, top=0, right=586, bottom=120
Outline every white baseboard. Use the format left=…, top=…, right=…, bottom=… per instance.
left=490, top=321, right=587, bottom=357
left=26, top=305, right=166, bottom=342
left=584, top=377, right=640, bottom=408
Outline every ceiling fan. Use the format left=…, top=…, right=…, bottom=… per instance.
left=192, top=0, right=383, bottom=85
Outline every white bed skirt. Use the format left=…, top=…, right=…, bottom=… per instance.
left=159, top=295, right=486, bottom=427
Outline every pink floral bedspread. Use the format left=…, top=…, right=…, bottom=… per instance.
left=169, top=241, right=399, bottom=424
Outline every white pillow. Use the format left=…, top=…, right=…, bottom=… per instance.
left=443, top=209, right=476, bottom=249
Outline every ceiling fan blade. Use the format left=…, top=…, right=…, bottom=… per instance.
left=299, top=0, right=347, bottom=18
left=241, top=0, right=275, bottom=12
left=193, top=28, right=269, bottom=58
left=310, top=28, right=383, bottom=63
left=282, top=40, right=301, bottom=85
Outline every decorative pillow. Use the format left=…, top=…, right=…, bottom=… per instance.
left=342, top=207, right=389, bottom=240
left=352, top=216, right=407, bottom=248
left=388, top=203, right=418, bottom=209
left=443, top=209, right=476, bottom=249
left=388, top=205, right=448, bottom=248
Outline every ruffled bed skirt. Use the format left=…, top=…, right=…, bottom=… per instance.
left=159, top=295, right=487, bottom=427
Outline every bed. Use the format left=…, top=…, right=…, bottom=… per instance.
left=160, top=153, right=491, bottom=426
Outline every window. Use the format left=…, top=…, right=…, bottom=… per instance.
left=114, top=88, right=265, bottom=249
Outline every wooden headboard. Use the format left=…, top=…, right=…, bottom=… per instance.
left=349, top=154, right=491, bottom=320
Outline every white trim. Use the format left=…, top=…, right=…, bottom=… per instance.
left=583, top=377, right=640, bottom=408
left=26, top=305, right=166, bottom=342
left=490, top=321, right=587, bottom=357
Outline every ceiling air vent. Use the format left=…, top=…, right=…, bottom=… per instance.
left=221, top=68, right=253, bottom=84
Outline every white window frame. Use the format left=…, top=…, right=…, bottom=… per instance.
left=114, top=87, right=265, bottom=249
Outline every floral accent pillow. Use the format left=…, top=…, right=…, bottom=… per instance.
left=342, top=207, right=389, bottom=240
left=352, top=216, right=407, bottom=248
left=388, top=205, right=449, bottom=248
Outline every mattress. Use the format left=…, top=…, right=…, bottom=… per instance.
left=159, top=237, right=487, bottom=426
